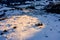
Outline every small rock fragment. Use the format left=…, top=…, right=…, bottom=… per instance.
left=35, top=23, right=43, bottom=26
left=3, top=30, right=7, bottom=32
left=13, top=26, right=17, bottom=29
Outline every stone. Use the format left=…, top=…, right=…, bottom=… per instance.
left=35, top=23, right=43, bottom=26
left=3, top=30, right=7, bottom=32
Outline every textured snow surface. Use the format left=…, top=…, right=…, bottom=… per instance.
left=0, top=15, right=44, bottom=40
left=0, top=1, right=60, bottom=40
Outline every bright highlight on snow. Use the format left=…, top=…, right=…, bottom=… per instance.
left=0, top=15, right=45, bottom=40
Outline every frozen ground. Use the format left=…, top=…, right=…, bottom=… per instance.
left=0, top=1, right=60, bottom=40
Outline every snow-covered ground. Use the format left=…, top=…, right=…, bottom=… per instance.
left=0, top=1, right=60, bottom=40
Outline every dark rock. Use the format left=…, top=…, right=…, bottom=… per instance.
left=3, top=30, right=7, bottom=32
left=13, top=26, right=17, bottom=29
left=35, top=23, right=43, bottom=26
left=0, top=30, right=7, bottom=35
left=0, top=17, right=7, bottom=21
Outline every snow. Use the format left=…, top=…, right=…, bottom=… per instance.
left=35, top=6, right=44, bottom=9
left=0, top=7, right=12, bottom=11
left=15, top=5, right=31, bottom=8
left=0, top=15, right=45, bottom=40
left=0, top=1, right=60, bottom=40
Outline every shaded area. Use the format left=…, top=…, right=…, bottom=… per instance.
left=43, top=2, right=60, bottom=14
